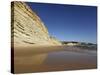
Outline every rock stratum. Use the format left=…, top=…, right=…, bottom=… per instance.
left=11, top=2, right=62, bottom=46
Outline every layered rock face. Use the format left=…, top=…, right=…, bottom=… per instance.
left=11, top=2, right=61, bottom=46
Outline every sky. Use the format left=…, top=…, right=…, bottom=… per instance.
left=26, top=2, right=97, bottom=44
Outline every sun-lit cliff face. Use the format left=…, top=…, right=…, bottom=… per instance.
left=11, top=2, right=62, bottom=46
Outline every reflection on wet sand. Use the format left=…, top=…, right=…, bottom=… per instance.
left=13, top=46, right=97, bottom=73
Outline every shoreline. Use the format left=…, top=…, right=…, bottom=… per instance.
left=12, top=45, right=97, bottom=73
left=13, top=45, right=97, bottom=56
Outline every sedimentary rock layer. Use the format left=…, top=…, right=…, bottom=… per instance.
left=11, top=1, right=61, bottom=46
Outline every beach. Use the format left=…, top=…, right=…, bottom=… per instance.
left=13, top=46, right=97, bottom=73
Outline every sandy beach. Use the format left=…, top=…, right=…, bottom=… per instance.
left=12, top=46, right=97, bottom=73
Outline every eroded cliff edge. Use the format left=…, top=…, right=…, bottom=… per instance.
left=11, top=2, right=62, bottom=46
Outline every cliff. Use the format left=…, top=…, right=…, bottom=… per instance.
left=11, top=1, right=62, bottom=46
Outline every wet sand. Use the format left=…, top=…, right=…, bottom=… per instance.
left=13, top=46, right=97, bottom=73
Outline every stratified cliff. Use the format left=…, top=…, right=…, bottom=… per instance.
left=11, top=1, right=61, bottom=46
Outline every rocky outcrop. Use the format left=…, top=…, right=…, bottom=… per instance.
left=11, top=1, right=62, bottom=46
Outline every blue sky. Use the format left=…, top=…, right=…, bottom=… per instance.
left=26, top=2, right=97, bottom=44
